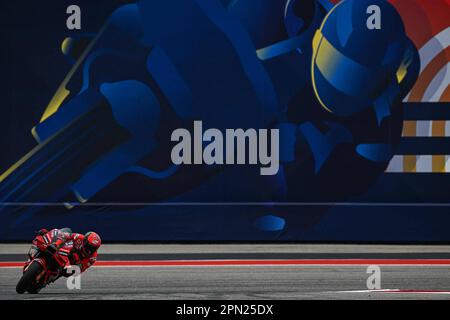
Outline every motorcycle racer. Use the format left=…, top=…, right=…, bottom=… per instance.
left=37, top=228, right=101, bottom=275
left=68, top=231, right=101, bottom=273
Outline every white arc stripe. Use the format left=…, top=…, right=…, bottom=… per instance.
left=418, top=27, right=450, bottom=74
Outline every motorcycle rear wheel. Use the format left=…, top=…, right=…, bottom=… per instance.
left=16, top=261, right=43, bottom=294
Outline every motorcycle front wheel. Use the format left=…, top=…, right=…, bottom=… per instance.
left=16, top=261, right=43, bottom=294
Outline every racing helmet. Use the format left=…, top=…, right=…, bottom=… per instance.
left=311, top=0, right=413, bottom=117
left=83, top=232, right=102, bottom=254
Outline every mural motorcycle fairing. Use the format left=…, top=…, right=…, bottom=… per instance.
left=0, top=0, right=447, bottom=241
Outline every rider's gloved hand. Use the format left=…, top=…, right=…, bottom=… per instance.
left=69, top=252, right=80, bottom=264
left=61, top=268, right=76, bottom=278
left=46, top=244, right=58, bottom=255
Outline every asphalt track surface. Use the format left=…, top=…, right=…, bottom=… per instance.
left=1, top=244, right=450, bottom=300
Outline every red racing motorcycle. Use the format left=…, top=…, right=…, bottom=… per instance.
left=16, top=229, right=73, bottom=294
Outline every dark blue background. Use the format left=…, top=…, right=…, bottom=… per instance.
left=0, top=1, right=449, bottom=242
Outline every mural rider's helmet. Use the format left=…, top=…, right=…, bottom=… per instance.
left=311, top=0, right=415, bottom=118
left=83, top=232, right=102, bottom=255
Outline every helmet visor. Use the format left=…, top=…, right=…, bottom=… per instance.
left=313, top=30, right=391, bottom=100
left=84, top=240, right=97, bottom=254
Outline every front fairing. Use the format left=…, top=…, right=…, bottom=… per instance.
left=27, top=244, right=39, bottom=259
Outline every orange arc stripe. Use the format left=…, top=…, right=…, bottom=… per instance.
left=432, top=120, right=446, bottom=137
left=432, top=155, right=446, bottom=173
left=440, top=84, right=450, bottom=102
left=402, top=121, right=417, bottom=137
left=409, top=47, right=450, bottom=102
left=403, top=155, right=416, bottom=173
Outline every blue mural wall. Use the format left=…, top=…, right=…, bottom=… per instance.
left=0, top=0, right=449, bottom=242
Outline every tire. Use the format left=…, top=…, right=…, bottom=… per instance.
left=16, top=261, right=43, bottom=294
left=27, top=286, right=43, bottom=294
